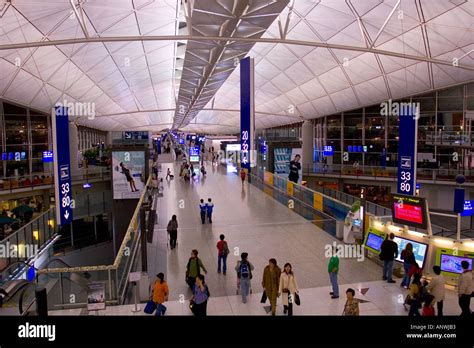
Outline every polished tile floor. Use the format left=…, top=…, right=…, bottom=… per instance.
left=50, top=279, right=463, bottom=316
left=50, top=158, right=465, bottom=316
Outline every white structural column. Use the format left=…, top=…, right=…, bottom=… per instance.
left=301, top=120, right=313, bottom=174
left=69, top=122, right=79, bottom=174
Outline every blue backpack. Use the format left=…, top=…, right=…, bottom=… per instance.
left=239, top=261, right=252, bottom=279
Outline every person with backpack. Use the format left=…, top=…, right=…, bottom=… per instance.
left=206, top=198, right=214, bottom=223
left=379, top=233, right=398, bottom=283
left=152, top=273, right=169, bottom=316
left=400, top=243, right=416, bottom=288
left=199, top=199, right=207, bottom=224
left=216, top=234, right=230, bottom=275
left=167, top=215, right=178, bottom=249
left=235, top=252, right=254, bottom=303
left=190, top=274, right=210, bottom=316
left=279, top=263, right=299, bottom=316
left=262, top=258, right=281, bottom=315
left=185, top=249, right=207, bottom=290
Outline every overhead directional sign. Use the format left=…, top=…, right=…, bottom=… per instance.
left=397, top=106, right=418, bottom=196
left=240, top=57, right=255, bottom=170
left=52, top=106, right=73, bottom=226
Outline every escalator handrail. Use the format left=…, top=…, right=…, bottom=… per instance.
left=1, top=261, right=29, bottom=282
left=18, top=281, right=37, bottom=315
left=2, top=279, right=30, bottom=305
left=42, top=258, right=73, bottom=269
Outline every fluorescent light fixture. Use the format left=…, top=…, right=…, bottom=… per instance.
left=408, top=231, right=425, bottom=238
left=434, top=238, right=454, bottom=246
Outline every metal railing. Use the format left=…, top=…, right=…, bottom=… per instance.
left=0, top=208, right=57, bottom=275
left=304, top=163, right=474, bottom=183
left=35, top=175, right=152, bottom=307
left=0, top=167, right=111, bottom=193
left=426, top=131, right=474, bottom=147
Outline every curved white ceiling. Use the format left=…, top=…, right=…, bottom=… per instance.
left=0, top=0, right=473, bottom=134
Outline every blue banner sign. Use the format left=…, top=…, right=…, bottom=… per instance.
left=240, top=57, right=254, bottom=170
left=397, top=107, right=418, bottom=196
left=52, top=106, right=73, bottom=226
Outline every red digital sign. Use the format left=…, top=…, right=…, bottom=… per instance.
left=391, top=193, right=428, bottom=230
left=394, top=203, right=423, bottom=224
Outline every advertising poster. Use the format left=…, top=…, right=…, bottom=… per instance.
left=112, top=151, right=145, bottom=199
left=274, top=148, right=291, bottom=174
left=87, top=283, right=106, bottom=311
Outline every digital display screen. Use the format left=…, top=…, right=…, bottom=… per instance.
left=179, top=139, right=184, bottom=145
left=365, top=232, right=384, bottom=253
left=440, top=254, right=473, bottom=274
left=189, top=155, right=200, bottom=162
left=226, top=144, right=241, bottom=151
left=1, top=153, right=6, bottom=161
left=461, top=200, right=474, bottom=217
left=393, top=236, right=428, bottom=268
left=189, top=147, right=200, bottom=157
left=42, top=151, right=54, bottom=163
left=323, top=145, right=334, bottom=156
left=21, top=152, right=27, bottom=160
left=391, top=193, right=428, bottom=229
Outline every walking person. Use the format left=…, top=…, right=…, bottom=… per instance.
left=278, top=263, right=299, bottom=316
left=400, top=243, right=416, bottom=288
left=288, top=154, right=301, bottom=184
left=458, top=260, right=472, bottom=316
left=380, top=233, right=398, bottom=283
left=328, top=246, right=340, bottom=299
left=235, top=252, right=254, bottom=303
left=240, top=169, right=247, bottom=185
left=199, top=199, right=207, bottom=224
left=206, top=198, right=214, bottom=223
left=342, top=288, right=359, bottom=316
left=191, top=274, right=210, bottom=316
left=152, top=273, right=169, bottom=316
left=167, top=215, right=178, bottom=249
left=262, top=258, right=281, bottom=315
left=200, top=163, right=206, bottom=177
left=185, top=250, right=207, bottom=290
left=166, top=168, right=171, bottom=180
left=216, top=234, right=229, bottom=275
left=426, top=265, right=445, bottom=316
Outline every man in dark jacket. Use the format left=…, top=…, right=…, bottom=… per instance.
left=380, top=233, right=398, bottom=283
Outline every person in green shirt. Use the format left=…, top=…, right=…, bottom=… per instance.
left=328, top=247, right=339, bottom=299
left=186, top=249, right=207, bottom=290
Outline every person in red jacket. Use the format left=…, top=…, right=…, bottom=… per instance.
left=240, top=169, right=246, bottom=185
left=216, top=234, right=229, bottom=275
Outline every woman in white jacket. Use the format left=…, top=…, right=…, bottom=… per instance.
left=278, top=263, right=299, bottom=316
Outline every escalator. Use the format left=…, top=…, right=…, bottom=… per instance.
left=0, top=257, right=89, bottom=315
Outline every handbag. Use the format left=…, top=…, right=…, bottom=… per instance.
left=294, top=293, right=301, bottom=306
left=260, top=291, right=267, bottom=303
left=189, top=299, right=195, bottom=313
left=144, top=300, right=156, bottom=314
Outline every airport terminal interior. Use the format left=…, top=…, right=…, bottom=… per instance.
left=0, top=0, right=474, bottom=319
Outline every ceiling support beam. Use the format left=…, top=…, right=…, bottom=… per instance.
left=1, top=35, right=472, bottom=71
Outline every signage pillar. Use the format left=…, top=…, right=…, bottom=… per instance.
left=52, top=106, right=73, bottom=227
left=397, top=107, right=418, bottom=196
left=240, top=57, right=255, bottom=173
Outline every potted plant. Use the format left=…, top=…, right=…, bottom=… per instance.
left=83, top=149, right=99, bottom=166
